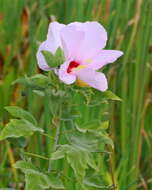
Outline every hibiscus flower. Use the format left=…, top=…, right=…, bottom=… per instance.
left=37, top=21, right=123, bottom=91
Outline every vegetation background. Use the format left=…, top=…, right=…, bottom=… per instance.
left=0, top=0, right=152, bottom=189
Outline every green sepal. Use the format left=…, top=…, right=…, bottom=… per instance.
left=41, top=48, right=64, bottom=68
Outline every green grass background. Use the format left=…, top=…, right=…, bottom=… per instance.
left=0, top=0, right=152, bottom=189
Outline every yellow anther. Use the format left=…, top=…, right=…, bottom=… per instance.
left=73, top=64, right=86, bottom=72
left=85, top=59, right=92, bottom=63
left=76, top=79, right=90, bottom=87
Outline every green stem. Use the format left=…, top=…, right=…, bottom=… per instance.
left=23, top=151, right=49, bottom=160
left=48, top=97, right=62, bottom=172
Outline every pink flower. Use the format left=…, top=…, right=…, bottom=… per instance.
left=37, top=21, right=123, bottom=91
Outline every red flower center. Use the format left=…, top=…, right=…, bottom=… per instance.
left=67, top=61, right=80, bottom=73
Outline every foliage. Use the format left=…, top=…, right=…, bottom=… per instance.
left=0, top=72, right=115, bottom=188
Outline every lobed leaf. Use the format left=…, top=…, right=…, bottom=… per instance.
left=84, top=173, right=109, bottom=189
left=0, top=119, right=43, bottom=140
left=51, top=145, right=70, bottom=160
left=66, top=123, right=114, bottom=151
left=12, top=74, right=50, bottom=90
left=66, top=147, right=88, bottom=181
left=30, top=74, right=50, bottom=87
left=14, top=161, right=64, bottom=190
left=5, top=106, right=37, bottom=125
left=51, top=145, right=98, bottom=182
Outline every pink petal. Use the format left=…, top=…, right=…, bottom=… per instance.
left=36, top=41, right=53, bottom=71
left=60, top=25, right=85, bottom=60
left=47, top=22, right=65, bottom=53
left=36, top=22, right=65, bottom=71
left=69, top=22, right=108, bottom=61
left=58, top=61, right=76, bottom=84
left=87, top=50, right=123, bottom=70
left=75, top=68, right=108, bottom=91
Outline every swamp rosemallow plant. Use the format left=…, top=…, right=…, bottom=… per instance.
left=0, top=21, right=123, bottom=190
left=37, top=21, right=123, bottom=91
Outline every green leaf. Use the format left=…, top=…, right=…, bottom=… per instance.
left=66, top=147, right=98, bottom=180
left=25, top=172, right=51, bottom=190
left=65, top=124, right=114, bottom=152
left=51, top=145, right=98, bottom=183
left=76, top=120, right=109, bottom=131
left=12, top=74, right=50, bottom=89
left=12, top=76, right=32, bottom=86
left=66, top=147, right=88, bottom=181
left=25, top=172, right=64, bottom=190
left=15, top=161, right=52, bottom=190
left=67, top=130, right=103, bottom=152
left=5, top=106, right=37, bottom=125
left=0, top=119, right=43, bottom=140
left=102, top=90, right=122, bottom=101
left=48, top=173, right=65, bottom=189
left=30, top=74, right=50, bottom=87
left=84, top=173, right=109, bottom=189
left=41, top=48, right=64, bottom=68
left=14, top=160, right=37, bottom=172
left=51, top=145, right=70, bottom=160
left=14, top=161, right=64, bottom=190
